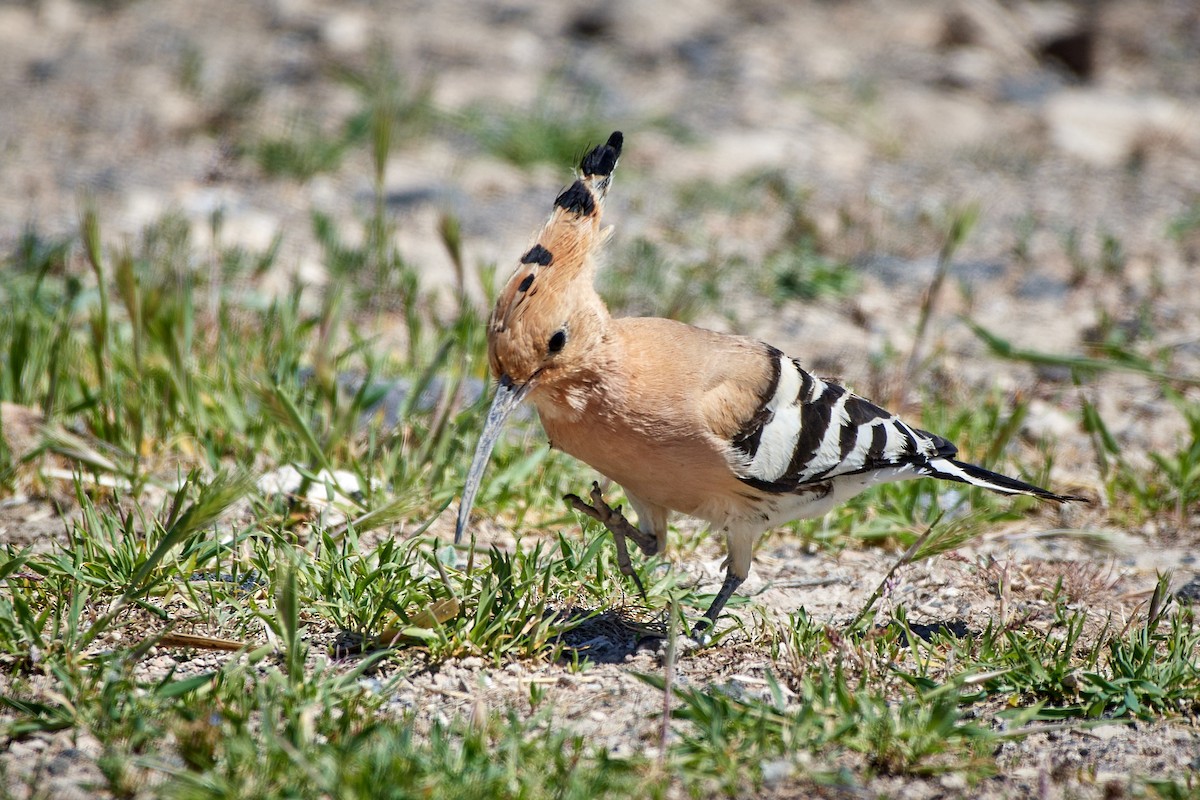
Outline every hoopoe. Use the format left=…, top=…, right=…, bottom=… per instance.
left=455, top=131, right=1084, bottom=637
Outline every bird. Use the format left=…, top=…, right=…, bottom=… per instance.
left=454, top=131, right=1085, bottom=638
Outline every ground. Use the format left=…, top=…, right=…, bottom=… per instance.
left=1, top=0, right=1199, bottom=798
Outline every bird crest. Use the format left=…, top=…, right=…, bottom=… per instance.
left=486, top=132, right=623, bottom=385
left=490, top=132, right=622, bottom=333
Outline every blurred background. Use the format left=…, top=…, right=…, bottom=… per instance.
left=1, top=0, right=1198, bottom=520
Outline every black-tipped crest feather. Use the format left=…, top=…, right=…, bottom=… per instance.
left=520, top=244, right=554, bottom=266
left=554, top=181, right=596, bottom=216
left=580, top=131, right=623, bottom=177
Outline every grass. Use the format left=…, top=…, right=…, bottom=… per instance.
left=4, top=226, right=1197, bottom=799
left=245, top=49, right=436, bottom=182
left=0, top=140, right=672, bottom=792
left=2, top=127, right=1199, bottom=798
left=455, top=82, right=620, bottom=171
left=598, top=170, right=858, bottom=327
left=655, top=583, right=1200, bottom=794
left=597, top=236, right=736, bottom=323
left=967, top=319, right=1200, bottom=527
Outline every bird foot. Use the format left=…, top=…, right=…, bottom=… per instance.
left=565, top=482, right=656, bottom=599
left=690, top=571, right=744, bottom=642
left=688, top=618, right=721, bottom=646
left=565, top=482, right=657, bottom=554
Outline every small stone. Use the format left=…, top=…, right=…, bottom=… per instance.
left=761, top=758, right=794, bottom=786
left=1173, top=577, right=1200, bottom=604
left=1089, top=724, right=1128, bottom=741
left=1043, top=89, right=1199, bottom=167
left=47, top=748, right=84, bottom=775
left=321, top=12, right=369, bottom=55
left=940, top=772, right=968, bottom=791
left=40, top=0, right=83, bottom=34
left=1023, top=399, right=1078, bottom=441
left=0, top=6, right=36, bottom=45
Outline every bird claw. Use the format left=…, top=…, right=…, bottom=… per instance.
left=565, top=482, right=657, bottom=554
left=689, top=618, right=716, bottom=644
left=565, top=481, right=652, bottom=600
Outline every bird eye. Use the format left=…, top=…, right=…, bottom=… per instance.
left=547, top=329, right=567, bottom=354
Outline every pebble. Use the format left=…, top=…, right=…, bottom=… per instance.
left=145, top=655, right=177, bottom=675
left=760, top=758, right=794, bottom=786
left=939, top=773, right=968, bottom=791
left=1089, top=724, right=1128, bottom=741
left=7, top=738, right=47, bottom=762
left=0, top=6, right=36, bottom=45
left=1043, top=89, right=1199, bottom=167
left=47, top=748, right=85, bottom=776
left=320, top=11, right=369, bottom=55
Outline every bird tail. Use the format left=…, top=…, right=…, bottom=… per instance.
left=923, top=457, right=1086, bottom=503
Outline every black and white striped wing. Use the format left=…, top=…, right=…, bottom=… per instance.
left=729, top=348, right=1078, bottom=502
left=729, top=350, right=942, bottom=492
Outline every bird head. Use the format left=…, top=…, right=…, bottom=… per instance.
left=455, top=132, right=624, bottom=544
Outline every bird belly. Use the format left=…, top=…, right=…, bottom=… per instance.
left=538, top=407, right=751, bottom=525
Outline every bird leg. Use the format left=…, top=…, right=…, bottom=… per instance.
left=565, top=481, right=657, bottom=599
left=692, top=570, right=745, bottom=639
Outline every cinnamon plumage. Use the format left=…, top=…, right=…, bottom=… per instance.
left=455, top=132, right=1082, bottom=636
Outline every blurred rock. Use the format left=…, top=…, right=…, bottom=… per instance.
left=0, top=6, right=37, bottom=46
left=39, top=0, right=83, bottom=35
left=565, top=7, right=614, bottom=40
left=761, top=758, right=795, bottom=787
left=940, top=47, right=1003, bottom=90
left=256, top=465, right=377, bottom=525
left=942, top=0, right=1038, bottom=71
left=1038, top=26, right=1096, bottom=81
left=881, top=87, right=997, bottom=152
left=1043, top=89, right=1199, bottom=167
left=1175, top=576, right=1200, bottom=604
left=1, top=402, right=44, bottom=463
left=1023, top=398, right=1078, bottom=441
left=321, top=11, right=370, bottom=56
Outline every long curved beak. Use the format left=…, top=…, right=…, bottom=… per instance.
left=454, top=375, right=533, bottom=544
